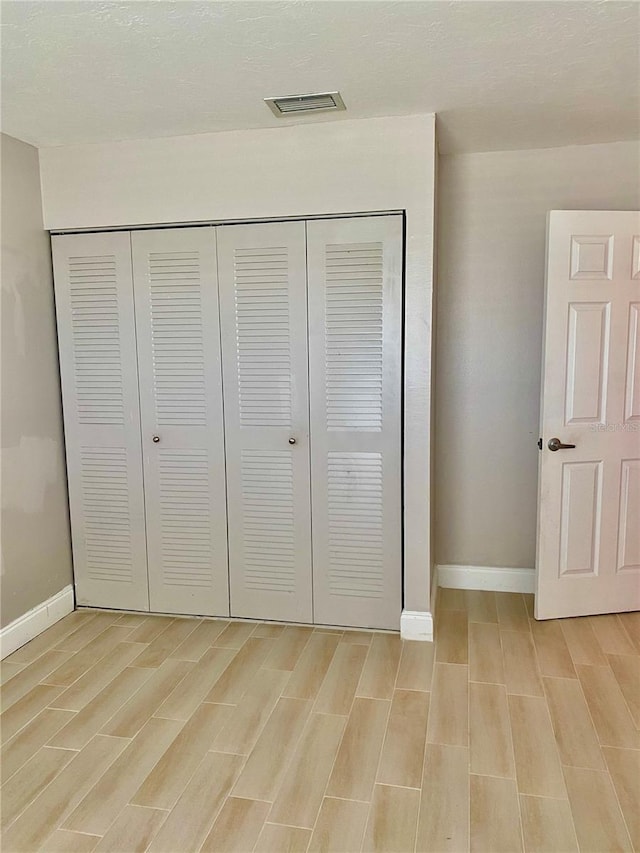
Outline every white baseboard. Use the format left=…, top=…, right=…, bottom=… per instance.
left=0, top=585, right=75, bottom=659
left=437, top=564, right=535, bottom=594
left=401, top=609, right=434, bottom=642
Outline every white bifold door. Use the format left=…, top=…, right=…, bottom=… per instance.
left=53, top=215, right=403, bottom=629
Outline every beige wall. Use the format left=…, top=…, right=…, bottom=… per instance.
left=1, top=133, right=73, bottom=627
left=436, top=139, right=640, bottom=571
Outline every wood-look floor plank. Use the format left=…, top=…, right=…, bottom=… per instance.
left=42, top=626, right=134, bottom=688
left=470, top=774, right=523, bottom=853
left=469, top=622, right=504, bottom=684
left=131, top=703, right=231, bottom=809
left=495, top=592, right=530, bottom=632
left=362, top=783, right=420, bottom=853
left=561, top=619, right=608, bottom=666
left=356, top=633, right=402, bottom=700
left=1, top=735, right=128, bottom=852
left=617, top=611, right=640, bottom=652
left=49, top=666, right=154, bottom=750
left=254, top=823, right=312, bottom=852
left=126, top=616, right=175, bottom=645
left=213, top=621, right=257, bottom=649
left=232, top=697, right=311, bottom=802
left=326, top=696, right=390, bottom=801
left=465, top=590, right=498, bottom=623
left=377, top=688, right=429, bottom=788
left=63, top=717, right=183, bottom=835
left=1, top=707, right=75, bottom=781
left=529, top=619, right=576, bottom=678
left=48, top=641, right=148, bottom=711
left=588, top=614, right=638, bottom=656
left=213, top=667, right=289, bottom=754
left=520, top=795, right=578, bottom=853
left=602, top=747, right=640, bottom=851
left=0, top=745, right=75, bottom=829
left=308, top=797, right=370, bottom=853
left=1, top=649, right=73, bottom=710
left=416, top=743, right=469, bottom=853
left=0, top=683, right=64, bottom=741
left=99, top=658, right=192, bottom=738
left=607, top=653, right=640, bottom=728
left=7, top=612, right=92, bottom=664
left=396, top=637, right=434, bottom=691
left=427, top=663, right=468, bottom=747
left=129, top=617, right=201, bottom=667
left=112, top=613, right=149, bottom=628
left=0, top=661, right=25, bottom=684
left=502, top=630, right=544, bottom=697
left=508, top=694, right=566, bottom=798
left=200, top=796, right=271, bottom=853
left=262, top=626, right=314, bottom=671
left=204, top=638, right=275, bottom=704
left=438, top=587, right=467, bottom=610
left=169, top=619, right=230, bottom=660
left=543, top=676, right=606, bottom=770
left=269, top=712, right=346, bottom=828
left=147, top=752, right=244, bottom=852
left=252, top=623, right=286, bottom=638
left=314, top=642, right=369, bottom=715
left=283, top=632, right=341, bottom=701
left=435, top=609, right=468, bottom=664
left=563, top=765, right=633, bottom=853
left=576, top=664, right=640, bottom=749
left=94, top=804, right=167, bottom=852
left=469, top=682, right=515, bottom=779
left=156, top=645, right=236, bottom=720
left=43, top=829, right=101, bottom=852
left=54, top=612, right=121, bottom=652
left=340, top=629, right=373, bottom=645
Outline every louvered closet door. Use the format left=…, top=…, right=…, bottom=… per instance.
left=131, top=228, right=229, bottom=616
left=307, top=216, right=403, bottom=630
left=217, top=221, right=313, bottom=622
left=52, top=233, right=149, bottom=611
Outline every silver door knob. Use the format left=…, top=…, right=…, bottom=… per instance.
left=288, top=437, right=296, bottom=445
left=548, top=437, right=576, bottom=451
left=152, top=435, right=160, bottom=443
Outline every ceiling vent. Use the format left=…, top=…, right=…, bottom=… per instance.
left=264, top=91, right=346, bottom=117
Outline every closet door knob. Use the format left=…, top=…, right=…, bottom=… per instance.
left=288, top=437, right=296, bottom=445
left=152, top=435, right=160, bottom=443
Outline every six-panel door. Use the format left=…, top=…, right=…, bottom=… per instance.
left=536, top=210, right=640, bottom=619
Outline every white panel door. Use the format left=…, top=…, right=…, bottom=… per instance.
left=536, top=210, right=640, bottom=619
left=217, top=221, right=312, bottom=622
left=307, top=216, right=403, bottom=630
left=52, top=232, right=149, bottom=611
left=131, top=228, right=229, bottom=616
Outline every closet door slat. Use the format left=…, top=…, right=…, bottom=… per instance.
left=218, top=221, right=313, bottom=623
left=52, top=232, right=149, bottom=611
left=131, top=228, right=229, bottom=616
left=307, top=216, right=403, bottom=630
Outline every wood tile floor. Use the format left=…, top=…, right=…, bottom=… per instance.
left=1, top=593, right=638, bottom=852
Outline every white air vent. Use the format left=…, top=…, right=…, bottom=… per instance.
left=265, top=91, right=346, bottom=117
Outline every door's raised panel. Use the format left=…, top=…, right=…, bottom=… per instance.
left=326, top=452, right=384, bottom=598
left=617, top=459, right=640, bottom=573
left=132, top=228, right=229, bottom=617
left=624, top=303, right=640, bottom=422
left=570, top=235, right=613, bottom=280
left=565, top=302, right=610, bottom=424
left=325, top=242, right=384, bottom=431
left=218, top=221, right=312, bottom=623
left=307, top=216, right=402, bottom=630
left=52, top=232, right=149, bottom=611
left=559, top=461, right=603, bottom=577
left=148, top=252, right=207, bottom=427
left=632, top=236, right=640, bottom=279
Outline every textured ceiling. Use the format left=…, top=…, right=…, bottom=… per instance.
left=2, top=0, right=639, bottom=152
